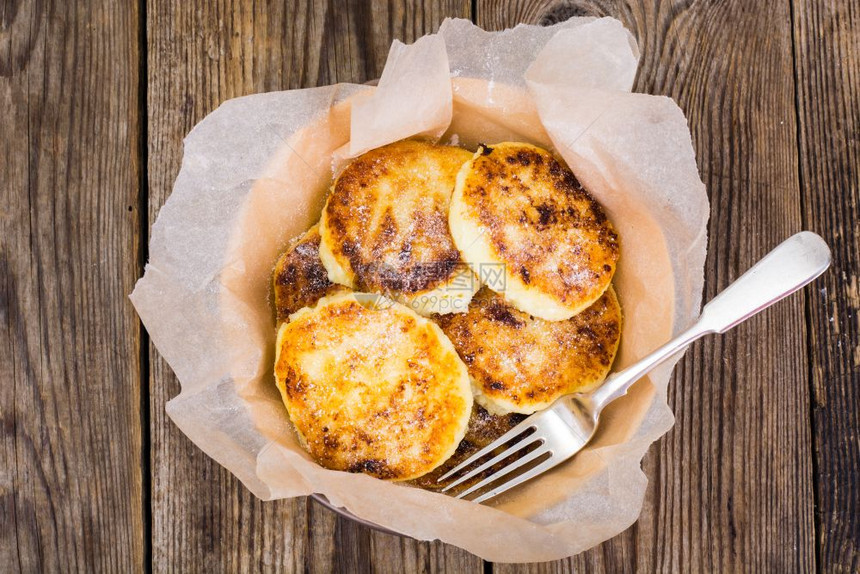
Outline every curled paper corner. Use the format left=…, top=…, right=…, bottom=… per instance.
left=348, top=33, right=453, bottom=157
left=524, top=17, right=640, bottom=93
left=438, top=17, right=631, bottom=90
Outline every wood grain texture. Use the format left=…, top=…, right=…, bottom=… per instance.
left=145, top=1, right=480, bottom=571
left=4, top=0, right=854, bottom=570
left=0, top=0, right=145, bottom=571
left=793, top=0, right=860, bottom=570
left=480, top=0, right=817, bottom=571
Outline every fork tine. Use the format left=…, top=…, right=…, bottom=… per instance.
left=437, top=416, right=539, bottom=482
left=453, top=444, right=551, bottom=500
left=440, top=436, right=542, bottom=493
left=470, top=455, right=566, bottom=504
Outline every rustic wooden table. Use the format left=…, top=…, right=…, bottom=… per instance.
left=2, top=0, right=858, bottom=571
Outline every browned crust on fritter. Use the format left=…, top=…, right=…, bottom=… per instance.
left=409, top=404, right=527, bottom=490
left=462, top=143, right=619, bottom=308
left=436, top=286, right=622, bottom=411
left=272, top=226, right=347, bottom=322
left=323, top=139, right=473, bottom=294
left=275, top=296, right=471, bottom=480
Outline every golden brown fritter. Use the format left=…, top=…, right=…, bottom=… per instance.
left=449, top=142, right=619, bottom=321
left=435, top=286, right=622, bottom=414
left=272, top=225, right=347, bottom=322
left=274, top=292, right=473, bottom=481
left=319, top=139, right=477, bottom=316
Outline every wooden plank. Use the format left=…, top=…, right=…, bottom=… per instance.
left=478, top=1, right=817, bottom=571
left=0, top=0, right=145, bottom=571
left=792, top=0, right=860, bottom=570
left=145, top=1, right=480, bottom=571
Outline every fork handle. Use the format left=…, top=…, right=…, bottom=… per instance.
left=589, top=231, right=831, bottom=411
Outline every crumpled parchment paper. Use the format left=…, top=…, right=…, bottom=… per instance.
left=131, top=17, right=709, bottom=563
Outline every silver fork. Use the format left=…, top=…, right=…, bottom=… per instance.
left=438, top=231, right=831, bottom=503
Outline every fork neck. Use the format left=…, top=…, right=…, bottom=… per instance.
left=586, top=323, right=710, bottom=414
